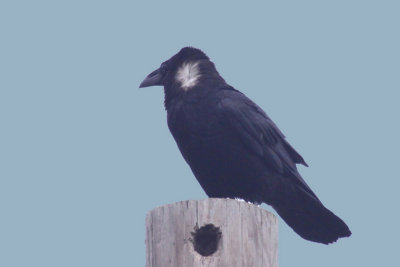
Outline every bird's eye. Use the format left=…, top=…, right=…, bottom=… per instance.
left=160, top=63, right=168, bottom=74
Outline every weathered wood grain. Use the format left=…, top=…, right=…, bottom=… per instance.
left=146, top=198, right=278, bottom=267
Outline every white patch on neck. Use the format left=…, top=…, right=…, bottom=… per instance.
left=175, top=61, right=201, bottom=90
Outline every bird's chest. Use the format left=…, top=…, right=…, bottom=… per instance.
left=166, top=96, right=226, bottom=155
left=168, top=99, right=217, bottom=138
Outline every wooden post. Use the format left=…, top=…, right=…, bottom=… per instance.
left=145, top=198, right=278, bottom=267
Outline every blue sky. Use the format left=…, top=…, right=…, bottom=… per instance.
left=1, top=1, right=399, bottom=266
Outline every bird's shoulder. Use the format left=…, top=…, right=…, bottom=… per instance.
left=215, top=86, right=309, bottom=169
left=214, top=86, right=285, bottom=143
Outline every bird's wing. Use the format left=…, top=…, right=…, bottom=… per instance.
left=216, top=88, right=315, bottom=195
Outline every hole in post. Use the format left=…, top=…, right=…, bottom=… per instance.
left=191, top=224, right=222, bottom=256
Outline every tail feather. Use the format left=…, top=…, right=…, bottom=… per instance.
left=270, top=182, right=351, bottom=244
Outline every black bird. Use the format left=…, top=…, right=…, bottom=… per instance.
left=140, top=47, right=351, bottom=244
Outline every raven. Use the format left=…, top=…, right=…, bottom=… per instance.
left=140, top=47, right=351, bottom=244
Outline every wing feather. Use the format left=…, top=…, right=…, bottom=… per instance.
left=216, top=88, right=316, bottom=197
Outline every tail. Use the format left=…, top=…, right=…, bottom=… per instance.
left=269, top=181, right=351, bottom=244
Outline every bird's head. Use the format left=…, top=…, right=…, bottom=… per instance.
left=139, top=47, right=226, bottom=103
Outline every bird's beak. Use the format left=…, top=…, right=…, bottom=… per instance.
left=139, top=68, right=163, bottom=88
